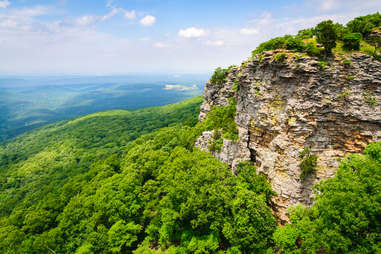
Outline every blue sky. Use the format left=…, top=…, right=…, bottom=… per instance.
left=0, top=0, right=380, bottom=75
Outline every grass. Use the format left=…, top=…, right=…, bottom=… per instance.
left=274, top=53, right=287, bottom=62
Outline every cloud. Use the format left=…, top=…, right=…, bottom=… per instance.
left=205, top=40, right=224, bottom=46
left=75, top=15, right=99, bottom=26
left=154, top=42, right=169, bottom=48
left=124, top=10, right=136, bottom=20
left=0, top=0, right=10, bottom=9
left=102, top=7, right=120, bottom=21
left=308, top=0, right=381, bottom=12
left=178, top=27, right=206, bottom=38
left=239, top=28, right=259, bottom=35
left=140, top=15, right=156, bottom=26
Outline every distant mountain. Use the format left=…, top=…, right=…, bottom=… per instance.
left=0, top=75, right=206, bottom=142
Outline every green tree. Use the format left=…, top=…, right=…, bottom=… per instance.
left=108, top=220, right=142, bottom=253
left=315, top=20, right=338, bottom=56
left=343, top=33, right=362, bottom=50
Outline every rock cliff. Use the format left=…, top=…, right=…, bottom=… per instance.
left=196, top=50, right=381, bottom=222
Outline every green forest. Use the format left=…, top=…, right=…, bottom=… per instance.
left=0, top=95, right=380, bottom=253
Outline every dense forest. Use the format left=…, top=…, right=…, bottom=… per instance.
left=0, top=96, right=380, bottom=253
left=0, top=13, right=380, bottom=253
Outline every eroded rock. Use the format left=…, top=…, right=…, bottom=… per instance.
left=196, top=50, right=381, bottom=222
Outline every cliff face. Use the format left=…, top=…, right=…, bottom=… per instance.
left=196, top=50, right=381, bottom=222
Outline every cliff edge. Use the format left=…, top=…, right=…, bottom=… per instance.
left=196, top=50, right=381, bottom=222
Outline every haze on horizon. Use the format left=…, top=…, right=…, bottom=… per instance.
left=0, top=0, right=380, bottom=75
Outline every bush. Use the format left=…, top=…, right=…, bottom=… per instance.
left=285, top=37, right=305, bottom=51
left=305, top=42, right=321, bottom=56
left=315, top=20, right=338, bottom=56
left=203, top=97, right=239, bottom=140
left=343, top=59, right=352, bottom=67
left=296, top=28, right=315, bottom=39
left=299, top=148, right=317, bottom=179
left=347, top=13, right=381, bottom=37
left=343, top=33, right=362, bottom=50
left=274, top=53, right=287, bottom=62
left=252, top=35, right=291, bottom=56
left=317, top=60, right=328, bottom=70
left=210, top=67, right=229, bottom=84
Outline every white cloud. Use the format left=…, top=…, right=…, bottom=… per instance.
left=140, top=15, right=156, bottom=26
left=205, top=40, right=224, bottom=46
left=178, top=27, right=206, bottom=38
left=154, top=42, right=169, bottom=48
left=320, top=0, right=338, bottom=10
left=309, top=0, right=381, bottom=12
left=124, top=10, right=136, bottom=20
left=239, top=28, right=259, bottom=35
left=75, top=15, right=99, bottom=26
left=102, top=7, right=119, bottom=21
left=0, top=19, right=17, bottom=28
left=0, top=0, right=10, bottom=9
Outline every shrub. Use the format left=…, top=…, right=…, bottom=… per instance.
left=338, top=91, right=350, bottom=99
left=305, top=42, right=321, bottom=56
left=343, top=59, right=352, bottom=67
left=274, top=53, right=287, bottom=62
left=232, top=79, right=240, bottom=92
left=346, top=13, right=381, bottom=37
left=297, top=28, right=315, bottom=39
left=252, top=36, right=291, bottom=56
left=317, top=60, right=328, bottom=70
left=346, top=75, right=355, bottom=81
left=203, top=97, right=238, bottom=140
left=208, top=130, right=223, bottom=152
left=210, top=67, right=229, bottom=84
left=299, top=148, right=317, bottom=179
left=343, top=33, right=362, bottom=50
left=315, top=20, right=338, bottom=56
left=285, top=37, right=305, bottom=51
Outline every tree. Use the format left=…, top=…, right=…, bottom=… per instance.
left=315, top=20, right=338, bottom=56
left=343, top=33, right=362, bottom=50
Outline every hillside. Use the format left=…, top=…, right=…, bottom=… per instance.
left=0, top=13, right=380, bottom=254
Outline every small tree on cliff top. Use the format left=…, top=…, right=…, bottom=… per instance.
left=315, top=20, right=337, bottom=56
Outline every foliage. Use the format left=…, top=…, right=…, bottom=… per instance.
left=346, top=12, right=381, bottom=37
left=0, top=96, right=277, bottom=253
left=296, top=28, right=315, bottom=39
left=343, top=59, right=352, bottom=67
left=304, top=42, right=321, bottom=56
left=343, top=33, right=362, bottom=50
left=203, top=97, right=239, bottom=140
left=317, top=60, right=328, bottom=70
left=346, top=75, right=355, bottom=81
left=210, top=66, right=236, bottom=84
left=315, top=20, right=338, bottom=56
left=274, top=142, right=381, bottom=253
left=208, top=130, right=223, bottom=152
left=299, top=148, right=317, bottom=179
left=232, top=79, right=239, bottom=92
left=274, top=53, right=287, bottom=62
left=285, top=37, right=305, bottom=51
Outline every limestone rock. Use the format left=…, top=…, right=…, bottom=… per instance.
left=196, top=50, right=381, bottom=222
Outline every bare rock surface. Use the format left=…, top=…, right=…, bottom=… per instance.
left=196, top=50, right=381, bottom=222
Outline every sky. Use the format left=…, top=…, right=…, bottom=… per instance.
left=0, top=0, right=380, bottom=75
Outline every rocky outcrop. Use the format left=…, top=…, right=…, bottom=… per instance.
left=196, top=50, right=381, bottom=222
